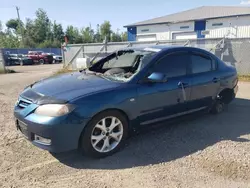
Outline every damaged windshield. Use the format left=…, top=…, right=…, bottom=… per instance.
left=88, top=49, right=156, bottom=82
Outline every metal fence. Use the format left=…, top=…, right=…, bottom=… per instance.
left=63, top=38, right=250, bottom=75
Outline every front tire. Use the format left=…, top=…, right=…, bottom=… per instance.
left=80, top=110, right=128, bottom=158
left=39, top=59, right=44, bottom=65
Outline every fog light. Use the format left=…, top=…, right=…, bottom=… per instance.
left=34, top=135, right=51, bottom=145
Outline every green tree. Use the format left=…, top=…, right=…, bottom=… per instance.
left=53, top=21, right=64, bottom=42
left=23, top=18, right=37, bottom=47
left=0, top=21, right=2, bottom=31
left=81, top=26, right=94, bottom=43
left=94, top=24, right=101, bottom=43
left=65, top=25, right=82, bottom=44
left=121, top=32, right=127, bottom=41
left=0, top=32, right=20, bottom=48
left=111, top=29, right=122, bottom=42
left=6, top=19, right=19, bottom=31
left=100, top=21, right=112, bottom=42
left=33, top=8, right=50, bottom=43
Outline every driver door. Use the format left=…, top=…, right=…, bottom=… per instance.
left=137, top=51, right=192, bottom=125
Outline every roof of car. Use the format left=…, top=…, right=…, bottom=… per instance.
left=125, top=45, right=201, bottom=52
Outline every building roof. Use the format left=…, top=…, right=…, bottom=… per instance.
left=124, top=6, right=250, bottom=27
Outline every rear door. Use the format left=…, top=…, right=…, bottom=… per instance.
left=189, top=52, right=220, bottom=110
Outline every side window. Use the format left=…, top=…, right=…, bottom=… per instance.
left=153, top=53, right=189, bottom=78
left=191, top=54, right=213, bottom=74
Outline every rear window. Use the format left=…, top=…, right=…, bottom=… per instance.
left=191, top=54, right=213, bottom=74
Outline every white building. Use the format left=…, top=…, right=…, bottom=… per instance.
left=124, top=6, right=250, bottom=42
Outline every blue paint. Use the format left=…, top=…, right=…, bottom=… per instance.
left=2, top=48, right=62, bottom=55
left=14, top=45, right=238, bottom=154
left=195, top=20, right=206, bottom=39
left=127, top=27, right=137, bottom=41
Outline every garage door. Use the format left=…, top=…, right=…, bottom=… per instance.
left=173, top=32, right=197, bottom=40
left=137, top=34, right=157, bottom=42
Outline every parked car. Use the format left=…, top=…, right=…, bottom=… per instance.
left=5, top=53, right=33, bottom=66
left=14, top=46, right=238, bottom=158
left=27, top=51, right=53, bottom=64
left=47, top=53, right=63, bottom=63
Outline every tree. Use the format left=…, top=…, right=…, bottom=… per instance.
left=23, top=18, right=37, bottom=47
left=0, top=21, right=3, bottom=33
left=0, top=8, right=126, bottom=47
left=81, top=26, right=94, bottom=43
left=53, top=21, right=64, bottom=42
left=94, top=24, right=101, bottom=43
left=65, top=25, right=82, bottom=44
left=6, top=19, right=19, bottom=31
left=121, top=32, right=128, bottom=41
left=100, top=21, right=112, bottom=42
left=111, top=31, right=122, bottom=42
left=34, top=8, right=50, bottom=43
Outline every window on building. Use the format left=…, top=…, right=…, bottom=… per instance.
left=153, top=52, right=189, bottom=78
left=141, top=29, right=149, bottom=32
left=191, top=54, right=214, bottom=74
left=212, top=23, right=223, bottom=26
left=180, top=26, right=190, bottom=29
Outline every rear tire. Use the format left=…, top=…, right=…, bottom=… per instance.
left=80, top=110, right=128, bottom=158
left=210, top=99, right=225, bottom=114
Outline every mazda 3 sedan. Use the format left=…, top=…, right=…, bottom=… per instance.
left=14, top=46, right=238, bottom=158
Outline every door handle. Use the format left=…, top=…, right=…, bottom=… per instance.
left=178, top=82, right=188, bottom=88
left=213, top=77, right=220, bottom=83
left=178, top=82, right=187, bottom=102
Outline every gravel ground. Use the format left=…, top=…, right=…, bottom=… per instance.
left=0, top=64, right=250, bottom=188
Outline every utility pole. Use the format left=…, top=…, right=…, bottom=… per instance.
left=15, top=6, right=24, bottom=46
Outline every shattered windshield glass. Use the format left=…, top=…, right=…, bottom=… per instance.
left=97, top=50, right=156, bottom=82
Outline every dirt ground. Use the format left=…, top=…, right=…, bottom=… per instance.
left=0, top=64, right=250, bottom=188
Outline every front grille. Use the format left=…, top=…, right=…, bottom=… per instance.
left=18, top=97, right=32, bottom=108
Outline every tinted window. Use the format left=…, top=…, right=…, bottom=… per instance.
left=191, top=54, right=213, bottom=74
left=154, top=53, right=189, bottom=78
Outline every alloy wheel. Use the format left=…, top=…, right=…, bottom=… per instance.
left=91, top=116, right=123, bottom=153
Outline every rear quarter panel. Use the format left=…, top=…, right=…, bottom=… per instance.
left=217, top=59, right=238, bottom=93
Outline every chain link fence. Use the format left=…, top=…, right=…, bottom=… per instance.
left=63, top=38, right=250, bottom=75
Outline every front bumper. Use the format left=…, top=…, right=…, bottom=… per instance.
left=14, top=105, right=90, bottom=153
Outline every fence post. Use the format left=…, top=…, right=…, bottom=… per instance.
left=104, top=36, right=108, bottom=54
left=0, top=49, right=6, bottom=73
left=62, top=47, right=66, bottom=68
left=184, top=40, right=190, bottom=46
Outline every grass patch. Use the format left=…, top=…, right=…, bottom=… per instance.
left=238, top=75, right=250, bottom=82
left=54, top=67, right=75, bottom=75
left=0, top=68, right=17, bottom=74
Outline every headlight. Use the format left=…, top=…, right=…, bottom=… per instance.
left=34, top=104, right=74, bottom=117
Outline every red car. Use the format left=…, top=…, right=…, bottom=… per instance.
left=27, top=51, right=53, bottom=64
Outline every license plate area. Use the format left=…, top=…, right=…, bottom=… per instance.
left=16, top=119, right=28, bottom=138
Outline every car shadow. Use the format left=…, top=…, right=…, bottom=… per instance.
left=52, top=98, right=250, bottom=169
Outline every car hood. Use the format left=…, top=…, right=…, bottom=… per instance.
left=21, top=72, right=122, bottom=103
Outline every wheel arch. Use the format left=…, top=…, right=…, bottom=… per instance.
left=217, top=88, right=235, bottom=104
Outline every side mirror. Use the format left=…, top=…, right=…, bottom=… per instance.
left=146, top=72, right=167, bottom=83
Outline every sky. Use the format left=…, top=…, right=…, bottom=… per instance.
left=0, top=0, right=249, bottom=32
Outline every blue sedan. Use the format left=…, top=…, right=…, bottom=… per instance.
left=14, top=46, right=238, bottom=158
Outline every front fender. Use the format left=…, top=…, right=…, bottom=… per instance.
left=70, top=85, right=139, bottom=121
